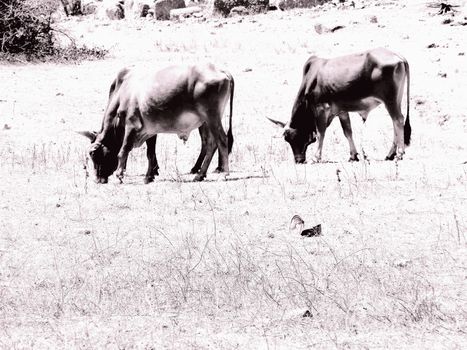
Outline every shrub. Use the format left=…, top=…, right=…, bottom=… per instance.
left=213, top=0, right=269, bottom=16
left=0, top=0, right=107, bottom=61
left=0, top=0, right=59, bottom=57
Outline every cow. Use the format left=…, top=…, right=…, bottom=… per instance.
left=79, top=63, right=234, bottom=183
left=268, top=48, right=411, bottom=163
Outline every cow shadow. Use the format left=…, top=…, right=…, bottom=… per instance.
left=120, top=172, right=269, bottom=184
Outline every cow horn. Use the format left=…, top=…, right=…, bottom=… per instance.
left=266, top=117, right=286, bottom=128
left=77, top=130, right=98, bottom=142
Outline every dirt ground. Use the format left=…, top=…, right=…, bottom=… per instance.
left=0, top=0, right=466, bottom=348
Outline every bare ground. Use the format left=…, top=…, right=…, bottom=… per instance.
left=0, top=1, right=466, bottom=348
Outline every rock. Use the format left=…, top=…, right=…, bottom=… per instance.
left=81, top=0, right=99, bottom=15
left=124, top=0, right=152, bottom=19
left=230, top=5, right=248, bottom=15
left=302, top=310, right=313, bottom=318
left=394, top=259, right=411, bottom=268
left=300, top=224, right=322, bottom=237
left=289, top=214, right=304, bottom=234
left=268, top=0, right=285, bottom=11
left=61, top=0, right=83, bottom=16
left=155, top=0, right=186, bottom=20
left=314, top=23, right=344, bottom=34
left=314, top=23, right=323, bottom=34
left=330, top=25, right=345, bottom=32
left=170, top=6, right=203, bottom=20
left=96, top=0, right=124, bottom=19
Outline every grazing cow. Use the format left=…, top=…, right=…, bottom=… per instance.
left=79, top=63, right=234, bottom=183
left=268, top=48, right=411, bottom=163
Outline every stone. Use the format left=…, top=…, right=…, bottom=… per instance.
left=170, top=6, right=203, bottom=20
left=230, top=5, right=248, bottom=15
left=61, top=0, right=83, bottom=16
left=124, top=0, right=153, bottom=19
left=81, top=0, right=99, bottom=15
left=105, top=0, right=125, bottom=19
left=155, top=0, right=186, bottom=20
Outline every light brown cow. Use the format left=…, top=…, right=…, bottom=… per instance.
left=80, top=63, right=234, bottom=183
left=269, top=48, right=411, bottom=163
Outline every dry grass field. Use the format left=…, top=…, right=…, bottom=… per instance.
left=1, top=0, right=466, bottom=348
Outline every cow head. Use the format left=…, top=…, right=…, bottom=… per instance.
left=267, top=118, right=316, bottom=163
left=78, top=131, right=119, bottom=184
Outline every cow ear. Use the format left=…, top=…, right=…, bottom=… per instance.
left=266, top=117, right=286, bottom=128
left=77, top=131, right=98, bottom=143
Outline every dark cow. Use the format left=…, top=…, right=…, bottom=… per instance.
left=80, top=63, right=234, bottom=183
left=268, top=48, right=411, bottom=163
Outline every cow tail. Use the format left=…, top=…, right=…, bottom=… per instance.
left=403, top=59, right=411, bottom=146
left=226, top=72, right=234, bottom=154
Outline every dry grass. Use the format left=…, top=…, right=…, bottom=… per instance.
left=0, top=1, right=466, bottom=348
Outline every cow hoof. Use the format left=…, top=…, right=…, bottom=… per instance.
left=193, top=174, right=205, bottom=182
left=190, top=167, right=200, bottom=174
left=349, top=155, right=359, bottom=162
left=144, top=176, right=154, bottom=184
left=385, top=155, right=396, bottom=161
left=95, top=177, right=108, bottom=184
left=214, top=167, right=227, bottom=173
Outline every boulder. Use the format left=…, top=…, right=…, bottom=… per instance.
left=170, top=6, right=203, bottom=20
left=230, top=5, right=248, bottom=15
left=155, top=0, right=186, bottom=20
left=268, top=0, right=285, bottom=10
left=124, top=0, right=152, bottom=19
left=61, top=0, right=83, bottom=16
left=103, top=0, right=125, bottom=19
left=81, top=0, right=99, bottom=15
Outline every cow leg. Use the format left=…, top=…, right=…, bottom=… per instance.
left=384, top=101, right=405, bottom=161
left=338, top=112, right=359, bottom=162
left=313, top=112, right=333, bottom=163
left=194, top=117, right=229, bottom=182
left=144, top=135, right=159, bottom=184
left=213, top=122, right=229, bottom=173
left=314, top=128, right=326, bottom=163
left=190, top=124, right=208, bottom=174
left=116, top=127, right=136, bottom=183
left=201, top=112, right=229, bottom=174
left=193, top=131, right=216, bottom=182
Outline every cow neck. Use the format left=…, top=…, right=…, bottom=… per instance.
left=99, top=116, right=124, bottom=151
left=289, top=97, right=315, bottom=133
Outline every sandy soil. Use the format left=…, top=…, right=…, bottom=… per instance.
left=0, top=0, right=466, bottom=348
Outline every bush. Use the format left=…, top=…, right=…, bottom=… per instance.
left=213, top=0, right=269, bottom=16
left=0, top=0, right=58, bottom=57
left=0, top=0, right=107, bottom=61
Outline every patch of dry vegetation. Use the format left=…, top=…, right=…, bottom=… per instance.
left=0, top=0, right=107, bottom=61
